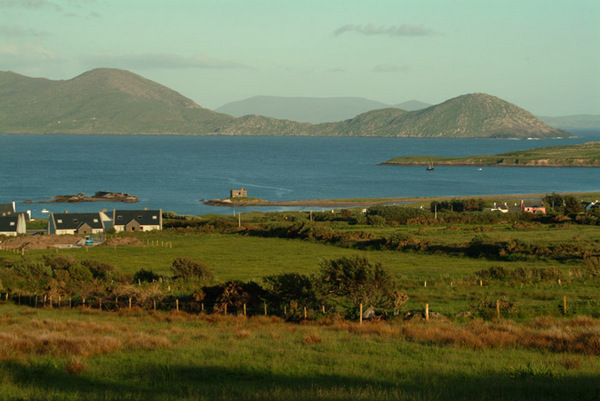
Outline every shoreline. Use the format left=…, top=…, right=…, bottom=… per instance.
left=203, top=191, right=600, bottom=208
left=380, top=162, right=600, bottom=168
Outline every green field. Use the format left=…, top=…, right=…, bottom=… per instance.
left=1, top=205, right=600, bottom=400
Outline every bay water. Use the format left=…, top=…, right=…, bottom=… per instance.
left=1, top=132, right=599, bottom=218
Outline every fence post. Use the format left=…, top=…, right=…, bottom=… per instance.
left=243, top=303, right=247, bottom=316
left=224, top=304, right=227, bottom=315
left=153, top=299, right=156, bottom=311
left=304, top=306, right=307, bottom=319
left=176, top=299, right=179, bottom=312
left=424, top=281, right=427, bottom=288
left=480, top=280, right=483, bottom=287
left=129, top=297, right=132, bottom=309
left=99, top=298, right=102, bottom=310
left=322, top=305, right=325, bottom=314
left=201, top=303, right=204, bottom=312
left=496, top=299, right=500, bottom=319
left=425, top=303, right=429, bottom=321
left=264, top=302, right=267, bottom=316
left=359, top=303, right=363, bottom=325
left=563, top=295, right=567, bottom=315
left=284, top=305, right=287, bottom=315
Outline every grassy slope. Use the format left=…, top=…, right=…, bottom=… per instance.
left=5, top=219, right=600, bottom=315
left=2, top=215, right=600, bottom=400
left=384, top=142, right=600, bottom=167
left=0, top=304, right=599, bottom=401
left=0, top=69, right=235, bottom=134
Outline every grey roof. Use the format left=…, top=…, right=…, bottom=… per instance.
left=0, top=215, right=19, bottom=232
left=113, top=210, right=161, bottom=226
left=0, top=203, right=15, bottom=216
left=51, top=213, right=104, bottom=230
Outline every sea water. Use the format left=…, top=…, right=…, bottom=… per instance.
left=1, top=132, right=599, bottom=218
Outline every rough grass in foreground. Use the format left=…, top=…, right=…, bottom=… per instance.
left=0, top=305, right=599, bottom=400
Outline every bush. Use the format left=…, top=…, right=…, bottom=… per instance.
left=171, top=257, right=213, bottom=282
left=263, top=273, right=317, bottom=308
left=316, top=255, right=407, bottom=318
left=81, top=259, right=123, bottom=282
left=367, top=205, right=427, bottom=225
left=133, top=268, right=160, bottom=283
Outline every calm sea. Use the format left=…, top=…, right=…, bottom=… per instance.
left=1, top=132, right=599, bottom=218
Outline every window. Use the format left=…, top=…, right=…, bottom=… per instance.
left=10, top=222, right=15, bottom=226
left=152, top=215, right=157, bottom=220
left=117, top=216, right=122, bottom=220
left=93, top=219, right=98, bottom=223
left=57, top=219, right=62, bottom=223
left=73, top=219, right=78, bottom=223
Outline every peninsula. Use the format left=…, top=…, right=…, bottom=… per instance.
left=381, top=142, right=600, bottom=168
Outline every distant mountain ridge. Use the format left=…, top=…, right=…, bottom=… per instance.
left=0, top=68, right=570, bottom=138
left=216, top=96, right=392, bottom=123
left=538, top=115, right=600, bottom=130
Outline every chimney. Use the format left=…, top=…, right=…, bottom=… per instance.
left=12, top=201, right=16, bottom=213
left=144, top=207, right=147, bottom=210
left=64, top=210, right=68, bottom=213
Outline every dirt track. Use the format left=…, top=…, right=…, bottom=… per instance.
left=0, top=235, right=80, bottom=250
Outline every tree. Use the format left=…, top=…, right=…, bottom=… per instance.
left=263, top=273, right=317, bottom=308
left=563, top=195, right=583, bottom=215
left=543, top=193, right=564, bottom=212
left=316, top=256, right=407, bottom=316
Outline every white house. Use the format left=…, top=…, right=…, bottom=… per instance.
left=48, top=212, right=106, bottom=235
left=112, top=209, right=162, bottom=232
left=0, top=214, right=26, bottom=236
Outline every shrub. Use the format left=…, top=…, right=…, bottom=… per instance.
left=316, top=255, right=407, bottom=318
left=263, top=273, right=317, bottom=308
left=81, top=260, right=122, bottom=282
left=133, top=268, right=160, bottom=283
left=171, top=257, right=213, bottom=282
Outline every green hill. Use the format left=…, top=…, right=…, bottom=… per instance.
left=0, top=69, right=571, bottom=138
left=382, top=142, right=600, bottom=167
left=0, top=68, right=235, bottom=134
left=324, top=93, right=570, bottom=138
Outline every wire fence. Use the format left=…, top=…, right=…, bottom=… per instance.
left=1, top=291, right=598, bottom=322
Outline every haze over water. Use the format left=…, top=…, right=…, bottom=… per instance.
left=1, top=132, right=599, bottom=218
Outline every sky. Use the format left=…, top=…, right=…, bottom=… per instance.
left=0, top=0, right=598, bottom=116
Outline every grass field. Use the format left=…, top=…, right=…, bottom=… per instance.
left=1, top=207, right=600, bottom=400
left=1, top=304, right=599, bottom=401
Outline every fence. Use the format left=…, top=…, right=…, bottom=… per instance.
left=1, top=291, right=598, bottom=323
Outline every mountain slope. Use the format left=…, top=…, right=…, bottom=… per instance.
left=216, top=96, right=391, bottom=123
left=325, top=93, right=569, bottom=138
left=0, top=69, right=571, bottom=138
left=0, top=69, right=235, bottom=134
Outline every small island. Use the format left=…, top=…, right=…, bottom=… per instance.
left=381, top=142, right=600, bottom=168
left=29, top=191, right=138, bottom=204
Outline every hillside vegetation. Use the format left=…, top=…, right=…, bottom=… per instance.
left=0, top=69, right=569, bottom=138
left=383, top=142, right=600, bottom=167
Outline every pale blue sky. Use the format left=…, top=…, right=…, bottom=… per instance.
left=1, top=0, right=598, bottom=115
